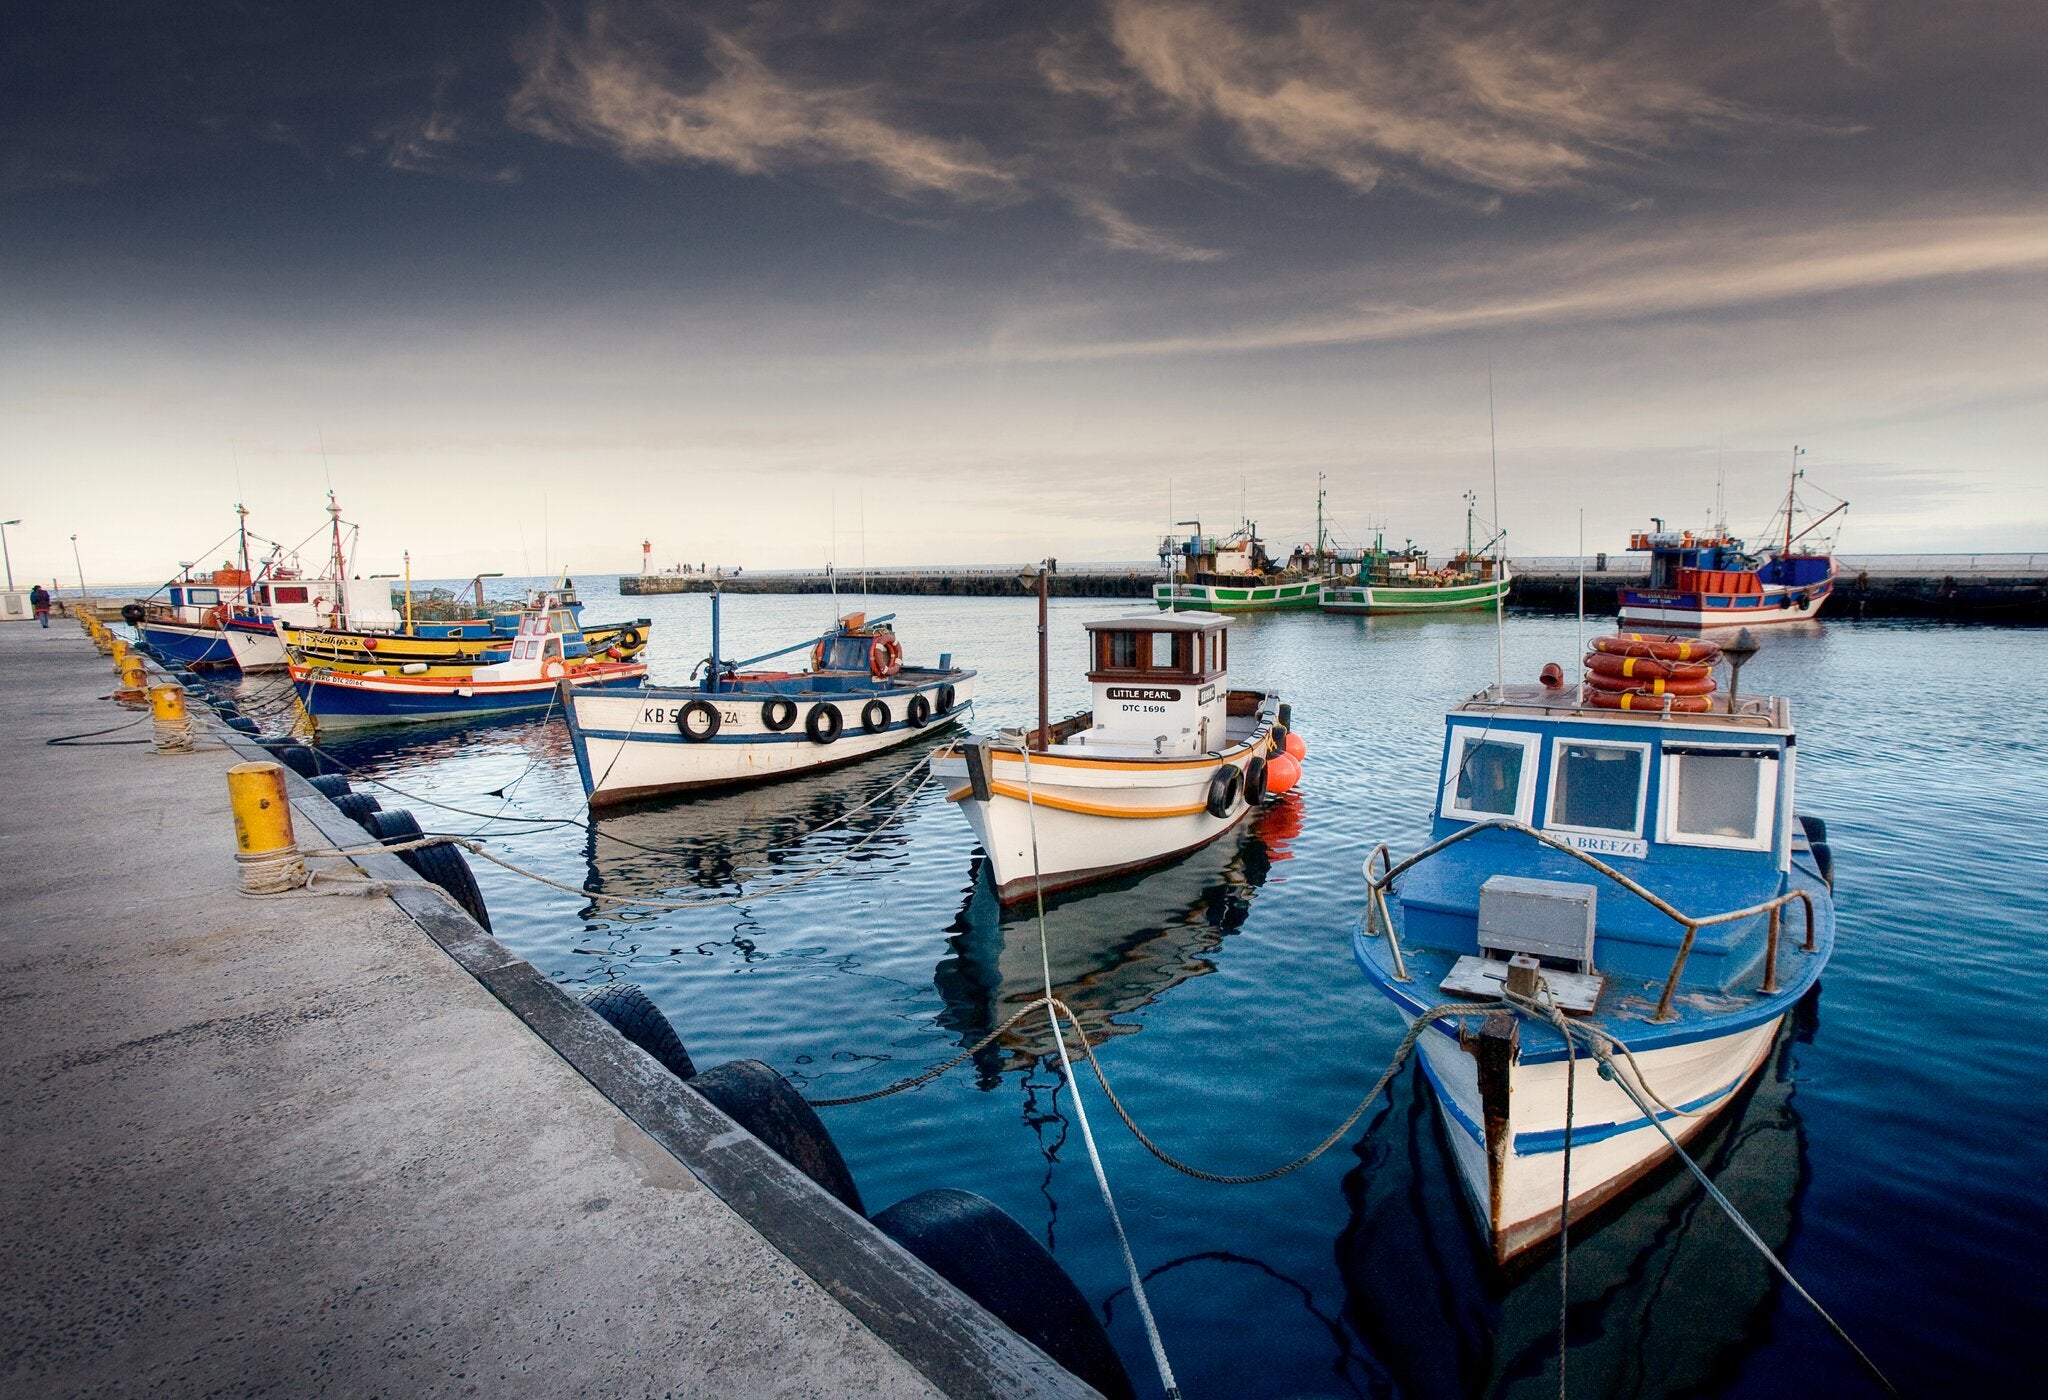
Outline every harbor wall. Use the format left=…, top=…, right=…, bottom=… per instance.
left=620, top=555, right=2048, bottom=623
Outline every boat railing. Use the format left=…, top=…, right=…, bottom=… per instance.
left=1362, top=818, right=1818, bottom=1022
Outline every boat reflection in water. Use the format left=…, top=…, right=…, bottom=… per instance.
left=934, top=795, right=1304, bottom=1083
left=580, top=748, right=931, bottom=904
left=1339, top=994, right=1817, bottom=1398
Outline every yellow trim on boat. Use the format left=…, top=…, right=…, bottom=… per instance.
left=947, top=780, right=1209, bottom=819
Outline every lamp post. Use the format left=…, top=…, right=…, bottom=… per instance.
left=1, top=519, right=19, bottom=590
left=70, top=534, right=86, bottom=600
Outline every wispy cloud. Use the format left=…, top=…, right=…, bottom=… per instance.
left=1085, top=0, right=1769, bottom=200
left=510, top=10, right=1018, bottom=203
left=987, top=212, right=2048, bottom=360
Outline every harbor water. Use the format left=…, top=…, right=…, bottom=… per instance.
left=225, top=581, right=2044, bottom=1397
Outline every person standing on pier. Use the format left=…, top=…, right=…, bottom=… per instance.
left=29, top=583, right=50, bottom=627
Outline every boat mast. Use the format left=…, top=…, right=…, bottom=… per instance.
left=1035, top=564, right=1050, bottom=751
left=1316, top=473, right=1326, bottom=565
left=325, top=490, right=347, bottom=626
left=1786, top=445, right=1805, bottom=556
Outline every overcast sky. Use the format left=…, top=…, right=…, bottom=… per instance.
left=5, top=0, right=2045, bottom=583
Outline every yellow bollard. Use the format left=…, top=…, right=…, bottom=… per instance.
left=115, top=657, right=148, bottom=705
left=150, top=684, right=194, bottom=753
left=110, top=637, right=129, bottom=669
left=227, top=761, right=305, bottom=893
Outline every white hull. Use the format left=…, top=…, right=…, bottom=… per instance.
left=1617, top=599, right=1824, bottom=628
left=225, top=627, right=287, bottom=671
left=1414, top=1013, right=1781, bottom=1262
left=571, top=675, right=975, bottom=806
left=934, top=741, right=1267, bottom=901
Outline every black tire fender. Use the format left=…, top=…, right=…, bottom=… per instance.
left=760, top=697, right=798, bottom=732
left=1243, top=754, right=1268, bottom=804
left=805, top=703, right=842, bottom=745
left=861, top=698, right=890, bottom=734
left=1206, top=764, right=1242, bottom=819
left=677, top=699, right=721, bottom=742
left=1813, top=841, right=1835, bottom=890
left=618, top=625, right=645, bottom=650
left=688, top=1060, right=864, bottom=1216
left=120, top=603, right=144, bottom=625
left=935, top=683, right=956, bottom=715
left=331, top=791, right=382, bottom=830
left=1798, top=813, right=1828, bottom=845
left=265, top=744, right=323, bottom=779
left=309, top=774, right=352, bottom=799
left=871, top=1189, right=1135, bottom=1400
left=580, top=983, right=696, bottom=1082
left=906, top=693, right=931, bottom=728
left=365, top=809, right=492, bottom=931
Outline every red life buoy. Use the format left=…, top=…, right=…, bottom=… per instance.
left=1591, top=632, right=1721, bottom=663
left=1584, top=688, right=1713, bottom=713
left=869, top=633, right=903, bottom=680
left=1585, top=670, right=1716, bottom=697
left=543, top=658, right=566, bottom=679
left=1584, top=652, right=1714, bottom=683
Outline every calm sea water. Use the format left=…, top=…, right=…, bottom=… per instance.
left=228, top=580, right=2043, bottom=1398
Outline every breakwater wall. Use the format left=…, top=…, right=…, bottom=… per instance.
left=624, top=566, right=1161, bottom=600
left=621, top=555, right=2048, bottom=623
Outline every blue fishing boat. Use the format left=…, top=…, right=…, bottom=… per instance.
left=1353, top=629, right=1836, bottom=1263
left=1618, top=452, right=1847, bottom=629
left=564, top=594, right=975, bottom=807
left=290, top=597, right=647, bottom=732
left=125, top=567, right=245, bottom=667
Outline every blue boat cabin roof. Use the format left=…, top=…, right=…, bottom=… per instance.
left=1398, top=685, right=1799, bottom=992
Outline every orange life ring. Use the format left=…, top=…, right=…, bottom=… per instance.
left=812, top=640, right=828, bottom=672
left=869, top=632, right=903, bottom=680
left=1584, top=687, right=1713, bottom=713
left=1584, top=670, right=1716, bottom=697
left=543, top=658, right=566, bottom=679
left=1591, top=632, right=1721, bottom=663
left=1584, top=652, right=1714, bottom=683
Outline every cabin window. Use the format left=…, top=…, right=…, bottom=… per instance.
left=1660, top=748, right=1778, bottom=851
left=1107, top=632, right=1140, bottom=669
left=1149, top=631, right=1186, bottom=672
left=185, top=587, right=221, bottom=606
left=272, top=585, right=309, bottom=604
left=1441, top=728, right=1539, bottom=824
left=1547, top=740, right=1649, bottom=835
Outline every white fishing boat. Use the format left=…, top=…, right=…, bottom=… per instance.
left=564, top=596, right=975, bottom=807
left=934, top=609, right=1303, bottom=902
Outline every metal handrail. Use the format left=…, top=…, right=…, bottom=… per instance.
left=1361, top=844, right=1411, bottom=982
left=1364, top=818, right=1824, bottom=1022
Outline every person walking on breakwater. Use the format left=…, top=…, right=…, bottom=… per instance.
left=29, top=583, right=50, bottom=627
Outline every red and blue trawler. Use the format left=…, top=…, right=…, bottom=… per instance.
left=1619, top=452, right=1846, bottom=630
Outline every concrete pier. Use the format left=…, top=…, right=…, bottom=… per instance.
left=0, top=623, right=1094, bottom=1396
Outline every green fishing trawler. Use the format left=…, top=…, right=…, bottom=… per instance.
left=1155, top=483, right=1354, bottom=613
left=1318, top=493, right=1511, bottom=615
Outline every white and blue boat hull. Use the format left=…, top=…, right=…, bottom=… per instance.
left=138, top=621, right=235, bottom=668
left=568, top=673, right=975, bottom=807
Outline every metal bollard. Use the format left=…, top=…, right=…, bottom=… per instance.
left=110, top=637, right=130, bottom=669
left=150, top=684, right=195, bottom=753
left=227, top=761, right=306, bottom=894
left=115, top=657, right=148, bottom=705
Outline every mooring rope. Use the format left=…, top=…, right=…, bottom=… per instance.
left=1505, top=989, right=1897, bottom=1396
left=370, top=772, right=936, bottom=912
left=1022, top=745, right=1182, bottom=1400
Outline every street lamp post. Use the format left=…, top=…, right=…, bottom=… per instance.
left=71, top=534, right=87, bottom=600
left=0, top=519, right=20, bottom=590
